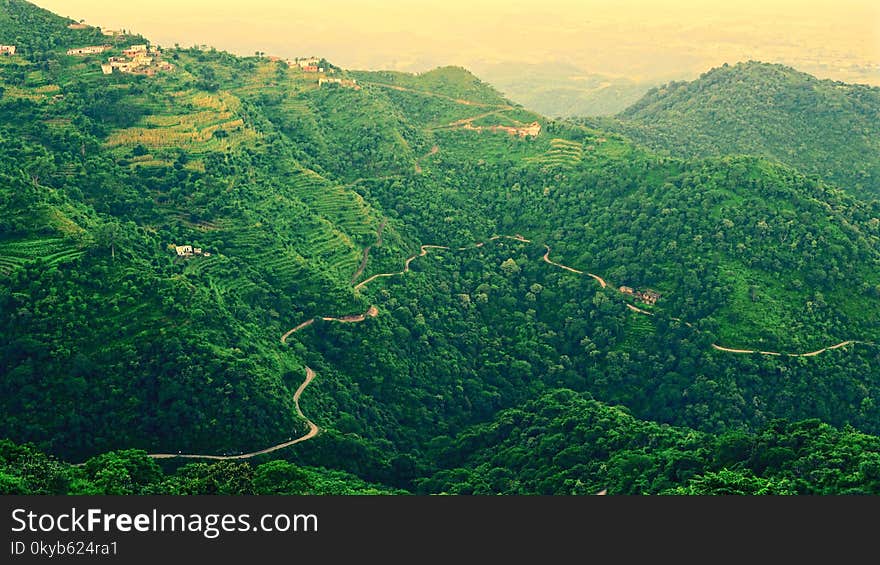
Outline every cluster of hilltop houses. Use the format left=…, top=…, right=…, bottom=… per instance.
left=288, top=56, right=324, bottom=73
left=66, top=42, right=172, bottom=75
left=101, top=44, right=173, bottom=75
left=268, top=55, right=325, bottom=73
left=0, top=45, right=16, bottom=55
left=619, top=286, right=661, bottom=305
left=67, top=44, right=111, bottom=56
left=64, top=22, right=169, bottom=75
left=318, top=77, right=359, bottom=90
left=264, top=54, right=358, bottom=88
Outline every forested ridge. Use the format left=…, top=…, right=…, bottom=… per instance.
left=1, top=0, right=879, bottom=494
left=588, top=61, right=880, bottom=200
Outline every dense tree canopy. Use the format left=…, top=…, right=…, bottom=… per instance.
left=1, top=0, right=878, bottom=495
left=591, top=61, right=880, bottom=201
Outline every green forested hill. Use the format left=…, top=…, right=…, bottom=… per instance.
left=349, top=66, right=510, bottom=107
left=2, top=1, right=879, bottom=495
left=5, top=396, right=880, bottom=494
left=0, top=439, right=405, bottom=494
left=420, top=389, right=880, bottom=495
left=0, top=0, right=410, bottom=458
left=590, top=61, right=880, bottom=199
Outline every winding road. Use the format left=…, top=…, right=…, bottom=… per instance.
left=354, top=244, right=450, bottom=291
left=626, top=303, right=653, bottom=316
left=148, top=367, right=319, bottom=461
left=431, top=109, right=513, bottom=131
left=352, top=233, right=873, bottom=357
left=146, top=232, right=877, bottom=461
left=543, top=244, right=607, bottom=288
left=351, top=218, right=387, bottom=284
left=150, top=306, right=380, bottom=461
left=354, top=234, right=534, bottom=291
left=710, top=340, right=876, bottom=358
left=281, top=306, right=380, bottom=345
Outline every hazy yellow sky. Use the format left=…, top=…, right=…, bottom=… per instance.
left=33, top=0, right=880, bottom=84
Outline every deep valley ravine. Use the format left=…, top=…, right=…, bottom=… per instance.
left=147, top=233, right=876, bottom=460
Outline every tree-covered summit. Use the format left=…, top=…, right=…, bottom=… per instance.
left=592, top=61, right=880, bottom=200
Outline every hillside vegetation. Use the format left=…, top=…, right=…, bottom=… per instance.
left=2, top=1, right=879, bottom=495
left=592, top=61, right=880, bottom=200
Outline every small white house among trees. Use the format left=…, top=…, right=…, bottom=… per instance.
left=174, top=245, right=211, bottom=257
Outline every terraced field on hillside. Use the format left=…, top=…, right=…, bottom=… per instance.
left=525, top=138, right=584, bottom=168
left=621, top=308, right=657, bottom=350
left=0, top=237, right=84, bottom=275
left=215, top=212, right=360, bottom=290
left=104, top=88, right=258, bottom=156
left=287, top=168, right=382, bottom=243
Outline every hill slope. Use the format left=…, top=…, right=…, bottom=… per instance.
left=0, top=0, right=411, bottom=458
left=420, top=389, right=880, bottom=495
left=2, top=1, right=880, bottom=494
left=594, top=61, right=880, bottom=199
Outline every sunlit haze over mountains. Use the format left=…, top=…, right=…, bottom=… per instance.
left=33, top=0, right=880, bottom=86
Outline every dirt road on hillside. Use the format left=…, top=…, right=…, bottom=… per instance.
left=542, top=244, right=607, bottom=288
left=148, top=367, right=319, bottom=461
left=710, top=340, right=876, bottom=358
left=143, top=232, right=876, bottom=462
left=351, top=218, right=387, bottom=284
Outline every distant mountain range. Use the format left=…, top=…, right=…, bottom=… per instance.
left=473, top=60, right=653, bottom=117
